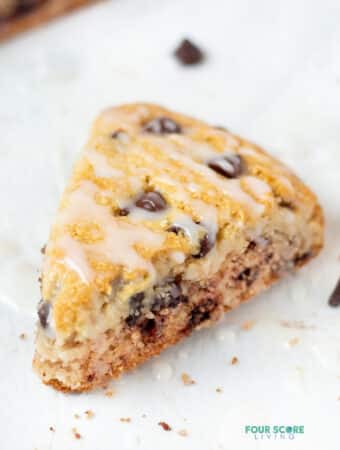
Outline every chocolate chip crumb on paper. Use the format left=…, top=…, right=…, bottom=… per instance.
left=84, top=410, right=94, bottom=419
left=158, top=421, right=172, bottom=431
left=241, top=320, right=255, bottom=331
left=104, top=389, right=114, bottom=397
left=120, top=417, right=131, bottom=423
left=231, top=356, right=239, bottom=365
left=181, top=372, right=196, bottom=385
left=72, top=427, right=81, bottom=439
left=174, top=38, right=205, bottom=65
left=287, top=337, right=300, bottom=347
left=178, top=429, right=188, bottom=437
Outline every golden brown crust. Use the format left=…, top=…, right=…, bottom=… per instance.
left=0, top=0, right=101, bottom=41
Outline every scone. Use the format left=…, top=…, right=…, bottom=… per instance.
left=33, top=103, right=324, bottom=392
left=0, top=0, right=99, bottom=41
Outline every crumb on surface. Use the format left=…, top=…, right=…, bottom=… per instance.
left=74, top=413, right=80, bottom=419
left=337, top=396, right=340, bottom=401
left=241, top=320, right=255, bottom=331
left=216, top=387, right=223, bottom=393
left=49, top=426, right=55, bottom=432
left=72, top=428, right=81, bottom=439
left=178, top=429, right=188, bottom=437
left=288, top=337, right=300, bottom=347
left=85, top=410, right=94, bottom=419
left=120, top=417, right=131, bottom=423
left=280, top=320, right=315, bottom=330
left=105, top=389, right=114, bottom=397
left=158, top=421, right=172, bottom=431
left=19, top=333, right=26, bottom=340
left=181, top=372, right=196, bottom=385
left=231, top=356, right=239, bottom=365
left=142, top=414, right=147, bottom=418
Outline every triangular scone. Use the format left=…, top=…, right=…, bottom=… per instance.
left=33, top=103, right=323, bottom=391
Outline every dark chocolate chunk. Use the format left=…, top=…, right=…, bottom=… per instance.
left=208, top=154, right=244, bottom=178
left=40, top=245, right=46, bottom=254
left=193, top=233, right=214, bottom=258
left=140, top=318, right=159, bottom=339
left=37, top=300, right=50, bottom=328
left=247, top=240, right=257, bottom=251
left=329, top=278, right=340, bottom=307
left=125, top=292, right=145, bottom=326
left=174, top=39, right=204, bottom=65
left=189, top=299, right=216, bottom=327
left=236, top=267, right=259, bottom=286
left=293, top=251, right=312, bottom=267
left=167, top=225, right=185, bottom=235
left=151, top=280, right=186, bottom=313
left=111, top=129, right=125, bottom=139
left=135, top=191, right=167, bottom=212
left=143, top=117, right=181, bottom=135
left=278, top=199, right=295, bottom=210
left=158, top=421, right=172, bottom=431
left=117, top=207, right=130, bottom=217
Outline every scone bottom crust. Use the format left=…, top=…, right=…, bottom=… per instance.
left=33, top=103, right=324, bottom=392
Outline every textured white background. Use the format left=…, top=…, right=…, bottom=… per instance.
left=0, top=0, right=340, bottom=448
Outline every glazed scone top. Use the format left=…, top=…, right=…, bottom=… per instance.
left=41, top=103, right=318, bottom=338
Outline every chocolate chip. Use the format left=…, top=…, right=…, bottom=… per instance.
left=135, top=191, right=167, bottom=212
left=117, top=207, right=130, bottom=217
left=37, top=300, right=50, bottom=328
left=189, top=299, right=216, bottom=327
left=126, top=292, right=145, bottom=326
left=236, top=267, right=258, bottom=286
left=193, top=233, right=214, bottom=258
left=167, top=225, right=185, bottom=235
left=208, top=154, right=244, bottom=178
left=143, top=117, right=181, bottom=135
left=293, top=251, right=312, bottom=267
left=111, top=130, right=121, bottom=138
left=140, top=318, right=159, bottom=339
left=329, top=278, right=340, bottom=307
left=158, top=421, right=172, bottom=431
left=247, top=240, right=257, bottom=251
left=111, top=129, right=128, bottom=142
left=278, top=199, right=295, bottom=210
left=174, top=39, right=204, bottom=65
left=151, top=280, right=186, bottom=313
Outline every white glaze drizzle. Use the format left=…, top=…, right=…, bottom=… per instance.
left=152, top=141, right=265, bottom=215
left=85, top=149, right=124, bottom=178
left=242, top=176, right=272, bottom=201
left=171, top=212, right=202, bottom=244
left=55, top=181, right=164, bottom=282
